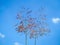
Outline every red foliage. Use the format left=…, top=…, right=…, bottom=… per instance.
left=18, top=25, right=25, bottom=32
left=30, top=30, right=35, bottom=38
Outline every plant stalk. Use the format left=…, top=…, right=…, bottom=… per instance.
left=25, top=32, right=27, bottom=45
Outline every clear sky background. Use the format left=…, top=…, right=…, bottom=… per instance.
left=0, top=0, right=60, bottom=45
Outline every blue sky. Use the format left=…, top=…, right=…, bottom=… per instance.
left=0, top=0, right=60, bottom=45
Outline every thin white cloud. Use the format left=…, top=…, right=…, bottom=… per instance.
left=0, top=33, right=5, bottom=38
left=14, top=42, right=22, bottom=45
left=52, top=18, right=60, bottom=24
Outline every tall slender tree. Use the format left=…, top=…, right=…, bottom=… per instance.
left=15, top=7, right=35, bottom=45
left=29, top=8, right=50, bottom=45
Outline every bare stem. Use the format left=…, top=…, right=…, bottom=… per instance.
left=35, top=37, right=36, bottom=45
left=25, top=32, right=27, bottom=45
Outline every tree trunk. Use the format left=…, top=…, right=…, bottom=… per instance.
left=25, top=32, right=27, bottom=45
left=35, top=37, right=37, bottom=45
